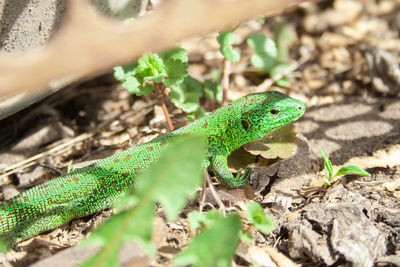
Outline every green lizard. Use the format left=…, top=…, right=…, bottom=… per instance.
left=0, top=91, right=305, bottom=247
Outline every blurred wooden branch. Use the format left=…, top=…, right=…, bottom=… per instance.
left=0, top=0, right=311, bottom=114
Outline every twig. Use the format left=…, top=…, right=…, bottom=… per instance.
left=273, top=235, right=282, bottom=249
left=0, top=133, right=93, bottom=184
left=154, top=83, right=174, bottom=132
left=203, top=169, right=226, bottom=215
left=353, top=178, right=400, bottom=185
left=198, top=169, right=208, bottom=211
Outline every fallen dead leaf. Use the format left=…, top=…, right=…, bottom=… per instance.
left=382, top=179, right=400, bottom=192
left=264, top=246, right=300, bottom=267
left=244, top=125, right=298, bottom=159
left=345, top=144, right=400, bottom=169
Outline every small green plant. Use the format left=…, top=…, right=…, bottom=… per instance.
left=217, top=30, right=240, bottom=105
left=216, top=20, right=294, bottom=104
left=247, top=21, right=292, bottom=88
left=114, top=48, right=206, bottom=130
left=320, top=148, right=371, bottom=187
left=247, top=34, right=277, bottom=73
left=246, top=201, right=275, bottom=235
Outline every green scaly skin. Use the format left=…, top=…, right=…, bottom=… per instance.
left=0, top=91, right=305, bottom=247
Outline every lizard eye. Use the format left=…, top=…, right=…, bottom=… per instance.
left=241, top=120, right=249, bottom=131
left=270, top=109, right=279, bottom=115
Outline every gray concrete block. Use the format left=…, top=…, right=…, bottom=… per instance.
left=0, top=0, right=145, bottom=53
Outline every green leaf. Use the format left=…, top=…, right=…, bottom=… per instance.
left=217, top=31, right=241, bottom=63
left=333, top=165, right=371, bottom=179
left=162, top=58, right=188, bottom=88
left=319, top=148, right=333, bottom=184
left=247, top=34, right=277, bottom=73
left=204, top=70, right=223, bottom=104
left=81, top=136, right=206, bottom=267
left=114, top=62, right=155, bottom=96
left=239, top=231, right=253, bottom=244
left=187, top=210, right=224, bottom=231
left=173, top=214, right=241, bottom=267
left=0, top=240, right=8, bottom=253
left=122, top=75, right=140, bottom=94
left=142, top=84, right=155, bottom=95
left=113, top=66, right=126, bottom=81
left=246, top=201, right=274, bottom=235
left=117, top=53, right=168, bottom=96
left=269, top=63, right=291, bottom=77
left=113, top=63, right=137, bottom=82
left=161, top=47, right=188, bottom=63
left=137, top=53, right=167, bottom=83
left=81, top=204, right=155, bottom=267
left=275, top=78, right=290, bottom=88
left=187, top=211, right=207, bottom=231
left=135, top=136, right=206, bottom=220
left=122, top=76, right=154, bottom=96
left=113, top=194, right=140, bottom=213
left=169, top=76, right=203, bottom=113
left=269, top=63, right=292, bottom=87
left=161, top=47, right=189, bottom=88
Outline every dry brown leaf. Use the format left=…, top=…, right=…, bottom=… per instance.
left=382, top=179, right=400, bottom=192
left=244, top=125, right=298, bottom=159
left=345, top=144, right=400, bottom=169
left=264, top=246, right=301, bottom=267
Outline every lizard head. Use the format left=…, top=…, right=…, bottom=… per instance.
left=238, top=91, right=306, bottom=140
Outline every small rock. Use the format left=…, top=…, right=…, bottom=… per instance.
left=364, top=48, right=400, bottom=95
left=287, top=185, right=386, bottom=266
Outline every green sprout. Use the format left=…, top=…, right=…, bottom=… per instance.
left=320, top=148, right=371, bottom=187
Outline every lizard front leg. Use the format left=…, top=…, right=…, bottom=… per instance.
left=211, top=155, right=253, bottom=188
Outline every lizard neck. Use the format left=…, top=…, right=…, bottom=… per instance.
left=176, top=104, right=258, bottom=157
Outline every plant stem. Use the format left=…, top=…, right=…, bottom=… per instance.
left=154, top=83, right=174, bottom=132
left=221, top=58, right=231, bottom=106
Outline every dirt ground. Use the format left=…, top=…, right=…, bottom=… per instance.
left=0, top=0, right=399, bottom=266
